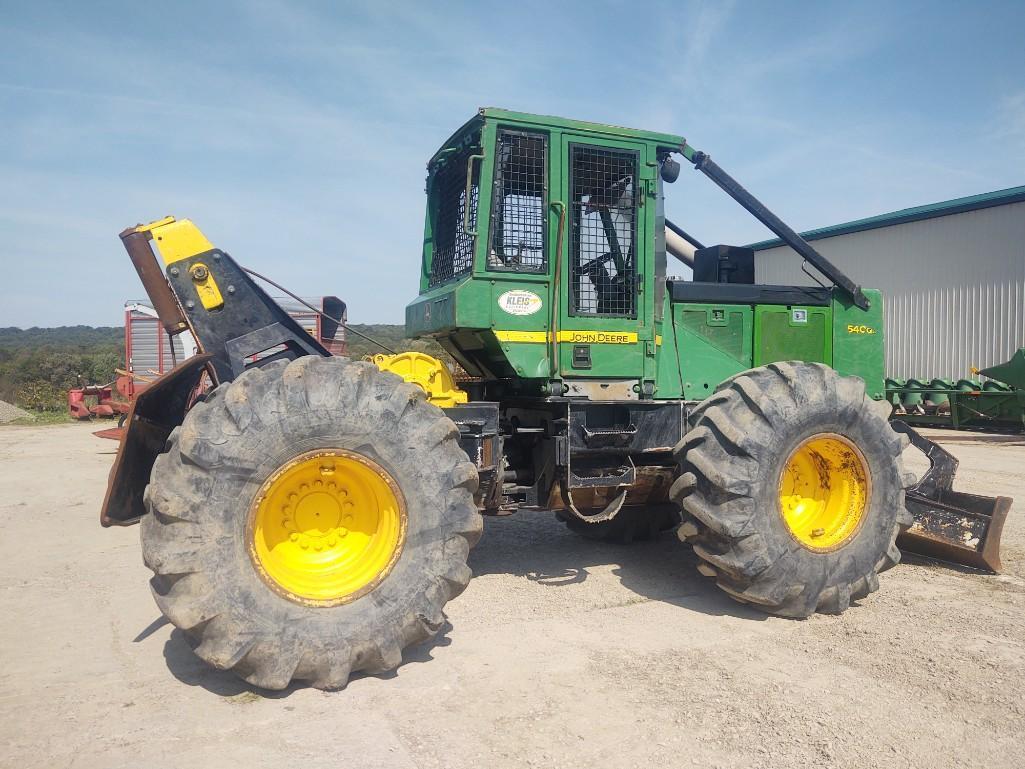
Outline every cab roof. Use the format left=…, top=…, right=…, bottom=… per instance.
left=429, top=107, right=687, bottom=166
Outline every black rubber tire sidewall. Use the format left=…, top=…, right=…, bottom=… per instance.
left=141, top=357, right=480, bottom=689
left=739, top=402, right=902, bottom=590
left=671, top=362, right=908, bottom=617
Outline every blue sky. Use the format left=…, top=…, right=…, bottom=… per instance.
left=1, top=0, right=1023, bottom=327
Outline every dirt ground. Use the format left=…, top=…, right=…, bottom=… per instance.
left=1, top=422, right=1023, bottom=769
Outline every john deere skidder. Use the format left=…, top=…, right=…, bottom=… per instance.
left=102, top=109, right=1010, bottom=690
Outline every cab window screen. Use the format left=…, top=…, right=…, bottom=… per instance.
left=488, top=130, right=547, bottom=272
left=569, top=145, right=637, bottom=317
left=429, top=144, right=480, bottom=287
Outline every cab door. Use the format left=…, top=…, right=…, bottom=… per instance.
left=556, top=136, right=653, bottom=382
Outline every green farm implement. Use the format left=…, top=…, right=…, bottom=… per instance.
left=888, top=348, right=1025, bottom=432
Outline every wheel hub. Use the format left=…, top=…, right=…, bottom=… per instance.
left=248, top=449, right=406, bottom=605
left=778, top=434, right=869, bottom=552
left=290, top=490, right=346, bottom=543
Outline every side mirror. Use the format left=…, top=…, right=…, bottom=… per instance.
left=660, top=156, right=681, bottom=183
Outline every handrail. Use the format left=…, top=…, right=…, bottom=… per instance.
left=549, top=200, right=567, bottom=383
left=462, top=153, right=485, bottom=236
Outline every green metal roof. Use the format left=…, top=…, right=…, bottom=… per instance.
left=748, top=184, right=1025, bottom=251
left=478, top=107, right=687, bottom=148
left=430, top=108, right=687, bottom=166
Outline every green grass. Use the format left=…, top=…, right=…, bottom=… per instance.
left=7, top=410, right=75, bottom=426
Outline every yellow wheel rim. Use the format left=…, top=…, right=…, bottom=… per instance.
left=247, top=449, right=406, bottom=606
left=778, top=433, right=869, bottom=552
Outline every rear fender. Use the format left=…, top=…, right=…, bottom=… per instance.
left=99, top=354, right=214, bottom=526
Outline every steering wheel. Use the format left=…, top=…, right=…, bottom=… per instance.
left=579, top=252, right=614, bottom=275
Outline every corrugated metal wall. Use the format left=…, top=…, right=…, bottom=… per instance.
left=126, top=297, right=347, bottom=379
left=755, top=201, right=1025, bottom=379
left=127, top=307, right=187, bottom=385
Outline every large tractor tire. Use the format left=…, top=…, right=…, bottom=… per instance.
left=141, top=356, right=481, bottom=690
left=557, top=505, right=681, bottom=544
left=670, top=362, right=912, bottom=618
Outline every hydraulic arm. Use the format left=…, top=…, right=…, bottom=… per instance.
left=677, top=143, right=870, bottom=309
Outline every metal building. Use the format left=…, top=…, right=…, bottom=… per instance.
left=125, top=302, right=189, bottom=387
left=124, top=296, right=347, bottom=387
left=751, top=186, right=1025, bottom=380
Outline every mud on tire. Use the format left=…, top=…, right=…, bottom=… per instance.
left=141, top=356, right=482, bottom=690
left=670, top=362, right=913, bottom=618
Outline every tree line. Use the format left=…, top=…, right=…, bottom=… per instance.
left=0, top=327, right=123, bottom=411
left=0, top=324, right=448, bottom=412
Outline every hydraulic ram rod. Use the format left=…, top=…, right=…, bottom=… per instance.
left=119, top=227, right=190, bottom=335
left=664, top=218, right=702, bottom=268
left=683, top=147, right=870, bottom=310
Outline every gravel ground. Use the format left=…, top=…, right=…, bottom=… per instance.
left=0, top=400, right=32, bottom=424
left=1, top=422, right=1023, bottom=769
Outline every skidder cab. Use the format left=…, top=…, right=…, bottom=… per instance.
left=102, top=108, right=1009, bottom=691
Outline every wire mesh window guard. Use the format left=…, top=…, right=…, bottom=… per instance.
left=429, top=143, right=481, bottom=287
left=488, top=130, right=547, bottom=272
left=569, top=145, right=638, bottom=316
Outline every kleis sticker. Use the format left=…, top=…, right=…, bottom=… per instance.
left=498, top=290, right=543, bottom=316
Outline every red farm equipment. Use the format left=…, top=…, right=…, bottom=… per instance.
left=73, top=297, right=346, bottom=439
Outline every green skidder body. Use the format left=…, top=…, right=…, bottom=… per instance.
left=398, top=109, right=927, bottom=618
left=406, top=108, right=885, bottom=400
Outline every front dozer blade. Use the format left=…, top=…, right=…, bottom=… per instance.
left=891, top=422, right=1011, bottom=572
